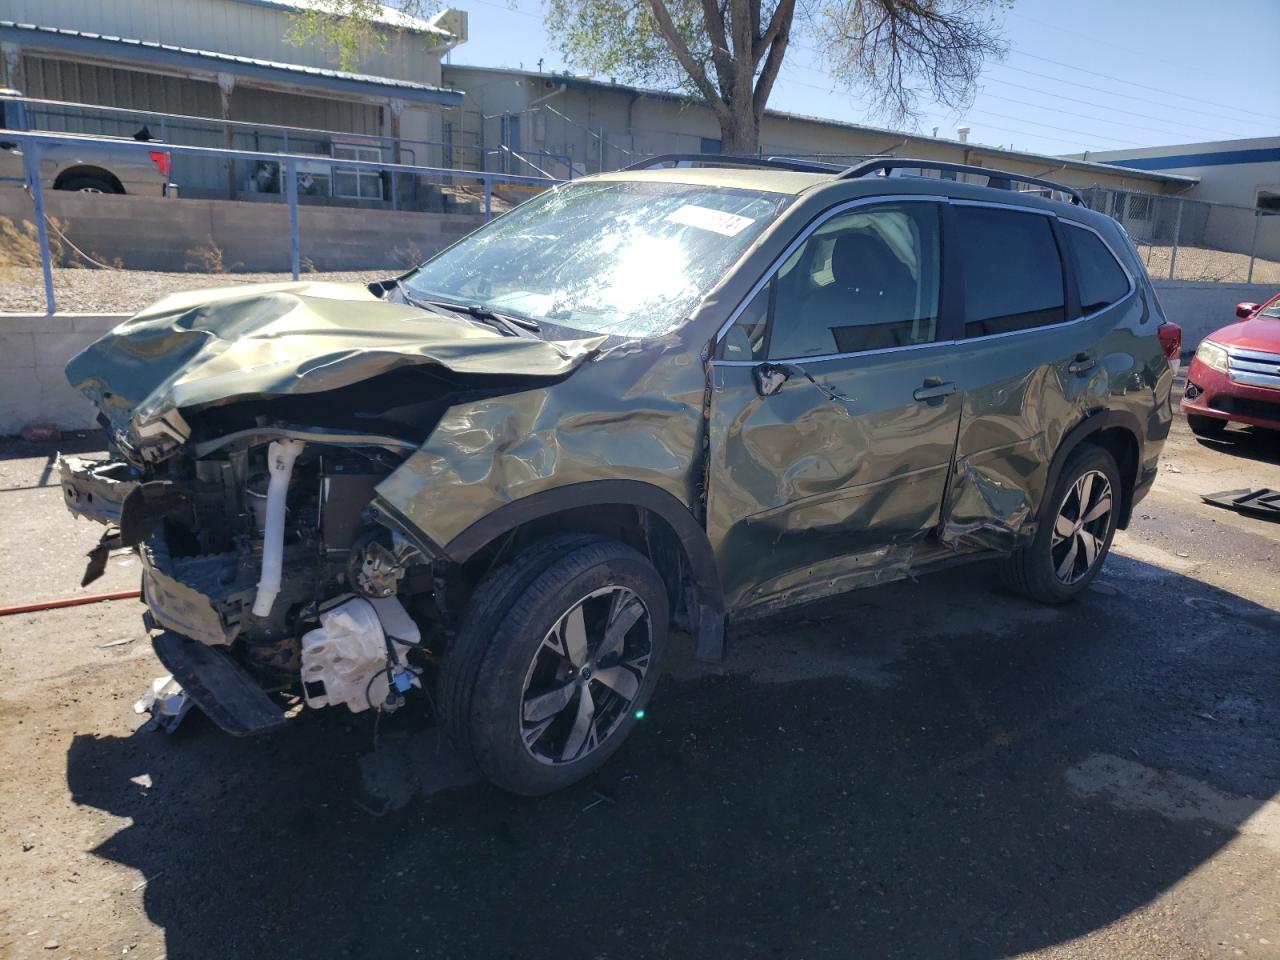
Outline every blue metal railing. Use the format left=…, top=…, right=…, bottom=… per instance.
left=2, top=130, right=562, bottom=315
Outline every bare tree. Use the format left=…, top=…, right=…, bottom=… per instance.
left=289, top=0, right=1007, bottom=156
left=546, top=0, right=1007, bottom=154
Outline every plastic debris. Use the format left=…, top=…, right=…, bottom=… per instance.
left=133, top=675, right=194, bottom=733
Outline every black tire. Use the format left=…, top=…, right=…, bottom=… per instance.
left=1187, top=414, right=1227, bottom=439
left=441, top=537, right=668, bottom=796
left=57, top=175, right=120, bottom=194
left=1000, top=443, right=1122, bottom=604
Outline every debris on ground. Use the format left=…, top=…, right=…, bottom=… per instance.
left=1202, top=488, right=1280, bottom=522
left=133, top=675, right=194, bottom=733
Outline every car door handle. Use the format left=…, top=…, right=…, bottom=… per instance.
left=1068, top=353, right=1096, bottom=375
left=912, top=379, right=957, bottom=403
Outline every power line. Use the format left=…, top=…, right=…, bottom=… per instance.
left=991, top=62, right=1270, bottom=130
left=1004, top=10, right=1245, bottom=88
left=962, top=107, right=1142, bottom=148
left=981, top=77, right=1252, bottom=140
left=1009, top=50, right=1280, bottom=124
left=978, top=90, right=1240, bottom=142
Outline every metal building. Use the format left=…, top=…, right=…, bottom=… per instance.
left=0, top=0, right=467, bottom=198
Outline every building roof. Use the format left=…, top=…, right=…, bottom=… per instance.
left=0, top=20, right=462, bottom=106
left=1070, top=137, right=1280, bottom=171
left=444, top=63, right=1199, bottom=187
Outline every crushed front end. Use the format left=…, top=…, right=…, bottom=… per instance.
left=57, top=281, right=601, bottom=735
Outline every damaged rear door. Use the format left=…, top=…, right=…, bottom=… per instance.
left=939, top=202, right=1107, bottom=548
left=707, top=198, right=963, bottom=613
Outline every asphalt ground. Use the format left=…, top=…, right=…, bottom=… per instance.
left=1, top=396, right=1277, bottom=960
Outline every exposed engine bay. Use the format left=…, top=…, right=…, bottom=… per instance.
left=62, top=433, right=434, bottom=726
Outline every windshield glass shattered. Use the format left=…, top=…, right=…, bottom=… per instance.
left=403, top=180, right=788, bottom=338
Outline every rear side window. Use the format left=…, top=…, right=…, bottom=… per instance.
left=1063, top=223, right=1130, bottom=313
left=957, top=207, right=1066, bottom=338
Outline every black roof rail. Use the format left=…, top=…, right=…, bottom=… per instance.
left=622, top=153, right=845, bottom=174
left=838, top=158, right=1085, bottom=205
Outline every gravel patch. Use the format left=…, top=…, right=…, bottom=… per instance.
left=0, top=266, right=396, bottom=314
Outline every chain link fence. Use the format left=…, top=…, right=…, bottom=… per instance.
left=1080, top=187, right=1280, bottom=284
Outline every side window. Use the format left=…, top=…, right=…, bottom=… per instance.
left=723, top=202, right=941, bottom=361
left=1063, top=223, right=1130, bottom=314
left=957, top=206, right=1066, bottom=338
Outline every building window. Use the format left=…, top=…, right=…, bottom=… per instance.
left=1257, top=191, right=1280, bottom=213
left=332, top=142, right=384, bottom=200
left=700, top=138, right=722, bottom=155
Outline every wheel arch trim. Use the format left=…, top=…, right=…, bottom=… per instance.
left=1045, top=410, right=1145, bottom=530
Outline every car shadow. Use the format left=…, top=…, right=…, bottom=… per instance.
left=1193, top=425, right=1280, bottom=466
left=66, top=557, right=1280, bottom=959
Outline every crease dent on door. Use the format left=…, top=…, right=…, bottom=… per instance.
left=939, top=358, right=1109, bottom=550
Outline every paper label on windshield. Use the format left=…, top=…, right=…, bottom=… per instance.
left=665, top=204, right=755, bottom=237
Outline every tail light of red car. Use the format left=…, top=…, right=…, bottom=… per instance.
left=1158, top=322, right=1182, bottom=374
left=148, top=149, right=172, bottom=179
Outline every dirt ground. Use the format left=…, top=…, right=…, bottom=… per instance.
left=0, top=267, right=391, bottom=314
left=1137, top=244, right=1280, bottom=285
left=1, top=399, right=1278, bottom=960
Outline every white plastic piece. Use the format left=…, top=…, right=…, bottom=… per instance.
left=300, top=597, right=391, bottom=712
left=133, top=674, right=194, bottom=733
left=368, top=595, right=421, bottom=646
left=251, top=438, right=304, bottom=618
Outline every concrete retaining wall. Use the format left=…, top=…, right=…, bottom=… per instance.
left=1150, top=280, right=1276, bottom=352
left=0, top=192, right=485, bottom=272
left=1, top=313, right=123, bottom=435
left=4, top=282, right=1276, bottom=436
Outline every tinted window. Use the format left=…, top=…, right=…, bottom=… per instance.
left=957, top=207, right=1066, bottom=338
left=1064, top=223, right=1130, bottom=313
left=724, top=203, right=941, bottom=361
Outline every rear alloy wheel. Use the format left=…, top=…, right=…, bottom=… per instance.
left=1000, top=444, right=1121, bottom=603
left=1187, top=413, right=1227, bottom=439
left=1050, top=469, right=1114, bottom=586
left=446, top=538, right=668, bottom=795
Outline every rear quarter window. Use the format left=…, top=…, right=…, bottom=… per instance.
left=956, top=206, right=1066, bottom=338
left=1064, top=223, right=1130, bottom=313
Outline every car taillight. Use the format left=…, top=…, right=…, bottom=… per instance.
left=1158, top=322, right=1182, bottom=370
left=148, top=149, right=172, bottom=178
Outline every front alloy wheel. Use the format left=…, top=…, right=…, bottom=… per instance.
left=521, top=585, right=652, bottom=765
left=443, top=537, right=669, bottom=795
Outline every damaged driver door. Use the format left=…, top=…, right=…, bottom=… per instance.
left=706, top=199, right=963, bottom=614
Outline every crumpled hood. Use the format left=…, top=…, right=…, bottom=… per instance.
left=66, top=281, right=605, bottom=445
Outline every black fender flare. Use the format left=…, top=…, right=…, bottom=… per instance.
left=1042, top=409, right=1146, bottom=529
left=439, top=480, right=727, bottom=658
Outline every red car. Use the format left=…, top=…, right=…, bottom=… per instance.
left=1181, top=292, right=1280, bottom=438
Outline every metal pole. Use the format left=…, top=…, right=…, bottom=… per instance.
left=1246, top=211, right=1261, bottom=284
left=1168, top=198, right=1183, bottom=281
left=286, top=156, right=300, bottom=280
left=484, top=176, right=492, bottom=220
left=390, top=164, right=398, bottom=210
left=23, top=142, right=57, bottom=316
left=282, top=128, right=289, bottom=155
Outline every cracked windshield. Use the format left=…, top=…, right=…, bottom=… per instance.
left=403, top=180, right=788, bottom=337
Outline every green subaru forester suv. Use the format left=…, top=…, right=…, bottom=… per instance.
left=60, top=157, right=1178, bottom=794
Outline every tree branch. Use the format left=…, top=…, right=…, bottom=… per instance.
left=645, top=0, right=732, bottom=121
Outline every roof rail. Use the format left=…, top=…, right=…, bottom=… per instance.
left=838, top=158, right=1085, bottom=205
left=622, top=153, right=844, bottom=174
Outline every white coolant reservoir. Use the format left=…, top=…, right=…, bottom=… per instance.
left=300, top=597, right=390, bottom=712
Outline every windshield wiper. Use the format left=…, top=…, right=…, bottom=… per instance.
left=395, top=282, right=540, bottom=338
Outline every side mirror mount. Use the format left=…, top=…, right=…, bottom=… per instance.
left=1236, top=302, right=1258, bottom=319
left=753, top=362, right=790, bottom=397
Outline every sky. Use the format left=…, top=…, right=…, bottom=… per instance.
left=443, top=0, right=1280, bottom=158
